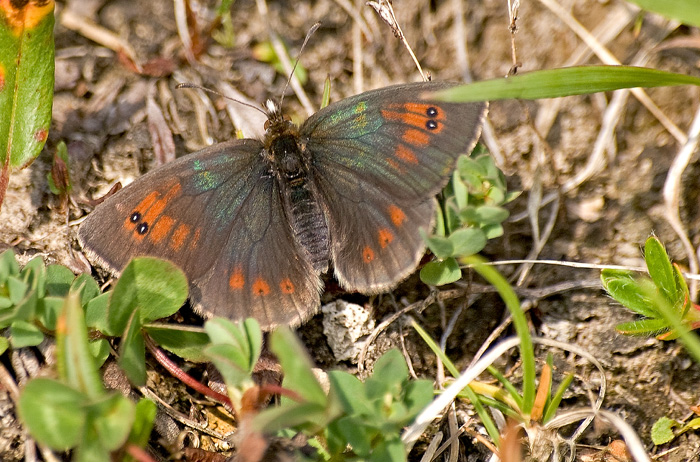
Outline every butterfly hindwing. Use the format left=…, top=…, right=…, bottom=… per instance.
left=78, top=139, right=321, bottom=328
left=301, top=82, right=487, bottom=291
left=194, top=173, right=322, bottom=327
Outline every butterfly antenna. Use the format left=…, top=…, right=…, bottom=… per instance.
left=278, top=22, right=321, bottom=108
left=176, top=83, right=267, bottom=116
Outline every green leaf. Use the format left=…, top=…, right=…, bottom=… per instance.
left=88, top=394, right=135, bottom=451
left=18, top=378, right=86, bottom=450
left=57, top=290, right=104, bottom=398
left=327, top=371, right=373, bottom=416
left=423, top=235, right=453, bottom=259
left=0, top=248, right=20, bottom=282
left=12, top=283, right=37, bottom=321
left=419, top=258, right=461, bottom=286
left=146, top=325, right=211, bottom=362
left=681, top=417, right=700, bottom=433
left=71, top=273, right=101, bottom=306
left=473, top=205, right=509, bottom=225
left=107, top=257, right=188, bottom=335
left=401, top=379, right=433, bottom=418
left=205, top=317, right=261, bottom=371
left=7, top=275, right=28, bottom=304
left=435, top=66, right=700, bottom=102
left=0, top=336, right=8, bottom=355
left=601, top=269, right=658, bottom=318
left=673, top=263, right=692, bottom=318
left=20, top=256, right=45, bottom=291
left=451, top=168, right=469, bottom=211
left=119, top=308, right=146, bottom=386
left=270, top=328, right=326, bottom=406
left=651, top=416, right=678, bottom=445
left=369, top=435, right=406, bottom=462
left=37, top=296, right=64, bottom=331
left=626, top=0, right=700, bottom=28
left=9, top=319, right=44, bottom=348
left=482, top=223, right=505, bottom=239
left=434, top=198, right=448, bottom=236
left=85, top=292, right=110, bottom=332
left=205, top=343, right=255, bottom=394
left=45, top=264, right=75, bottom=296
left=0, top=0, right=55, bottom=206
left=644, top=237, right=681, bottom=307
left=74, top=426, right=111, bottom=462
left=334, top=416, right=372, bottom=457
left=615, top=318, right=669, bottom=336
left=127, top=398, right=157, bottom=449
left=89, top=338, right=111, bottom=368
left=543, top=373, right=574, bottom=423
left=253, top=401, right=328, bottom=434
left=448, top=228, right=487, bottom=257
left=365, top=349, right=408, bottom=400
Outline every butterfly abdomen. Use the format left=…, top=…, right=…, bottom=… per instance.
left=286, top=182, right=330, bottom=274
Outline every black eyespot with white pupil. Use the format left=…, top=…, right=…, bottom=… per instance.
left=130, top=211, right=149, bottom=235
left=426, top=107, right=439, bottom=130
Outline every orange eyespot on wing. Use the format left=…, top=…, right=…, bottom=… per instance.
left=388, top=205, right=406, bottom=227
left=229, top=266, right=245, bottom=290
left=378, top=228, right=394, bottom=248
left=362, top=246, right=375, bottom=263
left=252, top=277, right=271, bottom=296
left=280, top=278, right=295, bottom=294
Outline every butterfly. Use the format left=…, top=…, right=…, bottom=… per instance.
left=78, top=81, right=487, bottom=330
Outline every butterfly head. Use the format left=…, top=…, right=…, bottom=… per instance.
left=262, top=99, right=300, bottom=151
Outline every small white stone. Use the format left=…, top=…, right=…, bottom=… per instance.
left=322, top=300, right=376, bottom=363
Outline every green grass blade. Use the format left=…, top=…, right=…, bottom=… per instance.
left=626, top=0, right=700, bottom=28
left=435, top=66, right=700, bottom=102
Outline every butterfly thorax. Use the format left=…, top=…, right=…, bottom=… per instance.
left=264, top=104, right=331, bottom=274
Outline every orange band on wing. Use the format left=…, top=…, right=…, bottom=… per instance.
left=402, top=129, right=430, bottom=147
left=170, top=223, right=191, bottom=251
left=149, top=215, right=175, bottom=244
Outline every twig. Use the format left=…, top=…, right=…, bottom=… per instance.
left=144, top=335, right=233, bottom=412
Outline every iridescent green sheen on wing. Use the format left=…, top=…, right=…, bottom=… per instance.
left=324, top=100, right=381, bottom=138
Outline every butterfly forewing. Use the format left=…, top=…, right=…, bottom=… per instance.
left=78, top=139, right=321, bottom=328
left=301, top=82, right=487, bottom=291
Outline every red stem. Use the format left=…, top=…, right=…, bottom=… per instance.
left=144, top=335, right=233, bottom=412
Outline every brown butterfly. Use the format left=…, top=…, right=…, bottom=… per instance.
left=78, top=82, right=486, bottom=329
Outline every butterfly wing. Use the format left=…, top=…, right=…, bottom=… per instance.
left=300, top=82, right=487, bottom=291
left=78, top=139, right=321, bottom=328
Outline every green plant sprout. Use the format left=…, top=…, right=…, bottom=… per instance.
left=2, top=249, right=440, bottom=461
left=601, top=236, right=700, bottom=344
left=602, top=236, right=700, bottom=447
left=420, top=149, right=519, bottom=286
